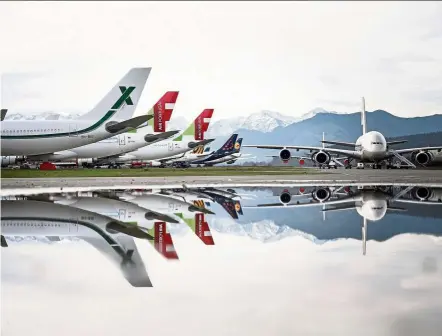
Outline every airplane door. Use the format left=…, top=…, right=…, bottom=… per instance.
left=168, top=142, right=174, bottom=151
left=118, top=209, right=127, bottom=221
left=119, top=135, right=126, bottom=146
left=69, top=124, right=78, bottom=137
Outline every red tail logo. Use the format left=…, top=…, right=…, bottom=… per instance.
left=195, top=213, right=214, bottom=245
left=153, top=91, right=179, bottom=132
left=154, top=222, right=179, bottom=259
left=194, top=109, right=214, bottom=141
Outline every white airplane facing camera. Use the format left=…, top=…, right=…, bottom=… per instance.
left=0, top=68, right=151, bottom=157
left=244, top=97, right=442, bottom=169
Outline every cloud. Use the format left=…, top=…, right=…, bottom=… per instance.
left=2, top=232, right=441, bottom=336
left=0, top=2, right=441, bottom=120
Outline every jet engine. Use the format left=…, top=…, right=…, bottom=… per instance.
left=279, top=190, right=292, bottom=204
left=411, top=187, right=442, bottom=202
left=1, top=156, right=17, bottom=167
left=312, top=187, right=331, bottom=202
left=279, top=149, right=291, bottom=163
left=312, top=151, right=331, bottom=165
left=411, top=151, right=434, bottom=166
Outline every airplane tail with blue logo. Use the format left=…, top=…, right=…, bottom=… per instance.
left=77, top=67, right=151, bottom=122
left=215, top=134, right=238, bottom=155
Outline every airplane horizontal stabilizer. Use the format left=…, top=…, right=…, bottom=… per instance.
left=105, top=114, right=153, bottom=133
left=144, top=130, right=180, bottom=144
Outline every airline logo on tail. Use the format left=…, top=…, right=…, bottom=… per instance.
left=194, top=109, right=213, bottom=141
left=143, top=91, right=179, bottom=132
left=112, top=86, right=136, bottom=110
left=174, top=108, right=214, bottom=141
left=194, top=212, right=215, bottom=245
left=148, top=222, right=178, bottom=260
left=221, top=134, right=238, bottom=152
left=192, top=145, right=205, bottom=155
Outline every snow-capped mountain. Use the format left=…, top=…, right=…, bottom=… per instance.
left=4, top=111, right=82, bottom=121
left=167, top=217, right=323, bottom=244
left=5, top=236, right=80, bottom=244
left=206, top=108, right=336, bottom=137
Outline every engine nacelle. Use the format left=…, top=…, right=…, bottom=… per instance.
left=411, top=187, right=441, bottom=202
left=279, top=149, right=291, bottom=163
left=312, top=187, right=331, bottom=202
left=279, top=190, right=292, bottom=204
left=1, top=156, right=17, bottom=167
left=411, top=151, right=434, bottom=166
left=312, top=151, right=331, bottom=165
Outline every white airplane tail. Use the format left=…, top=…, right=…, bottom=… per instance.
left=361, top=97, right=367, bottom=135
left=77, top=67, right=151, bottom=121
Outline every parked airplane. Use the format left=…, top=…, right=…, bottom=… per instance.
left=1, top=198, right=153, bottom=287
left=190, top=134, right=254, bottom=167
left=0, top=68, right=151, bottom=157
left=110, top=109, right=215, bottom=165
left=244, top=97, right=442, bottom=169
left=6, top=91, right=180, bottom=167
left=154, top=144, right=213, bottom=167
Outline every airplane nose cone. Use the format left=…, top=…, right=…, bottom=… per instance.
left=187, top=138, right=215, bottom=149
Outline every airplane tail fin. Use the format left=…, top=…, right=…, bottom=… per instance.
left=144, top=91, right=179, bottom=132
left=1, top=109, right=7, bottom=121
left=175, top=202, right=215, bottom=245
left=361, top=97, right=367, bottom=135
left=218, top=134, right=239, bottom=153
left=234, top=200, right=243, bottom=215
left=173, top=109, right=214, bottom=141
left=234, top=138, right=243, bottom=153
left=148, top=222, right=179, bottom=260
left=77, top=67, right=151, bottom=121
left=192, top=145, right=205, bottom=155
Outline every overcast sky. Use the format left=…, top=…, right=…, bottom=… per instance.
left=0, top=1, right=441, bottom=121
left=2, top=231, right=442, bottom=336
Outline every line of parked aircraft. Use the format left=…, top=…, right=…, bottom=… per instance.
left=0, top=67, right=253, bottom=169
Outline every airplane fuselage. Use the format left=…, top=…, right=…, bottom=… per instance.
left=355, top=131, right=388, bottom=162
left=0, top=118, right=131, bottom=156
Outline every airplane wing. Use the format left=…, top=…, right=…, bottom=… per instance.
left=394, top=146, right=442, bottom=155
left=321, top=140, right=356, bottom=148
left=81, top=236, right=153, bottom=287
left=243, top=145, right=362, bottom=159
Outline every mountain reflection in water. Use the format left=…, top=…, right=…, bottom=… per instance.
left=2, top=184, right=442, bottom=335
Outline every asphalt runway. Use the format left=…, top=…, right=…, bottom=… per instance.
left=2, top=169, right=442, bottom=193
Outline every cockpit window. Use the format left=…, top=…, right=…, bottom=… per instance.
left=371, top=142, right=383, bottom=145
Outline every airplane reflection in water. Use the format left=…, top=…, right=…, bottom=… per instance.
left=2, top=184, right=442, bottom=287
left=1, top=187, right=233, bottom=287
